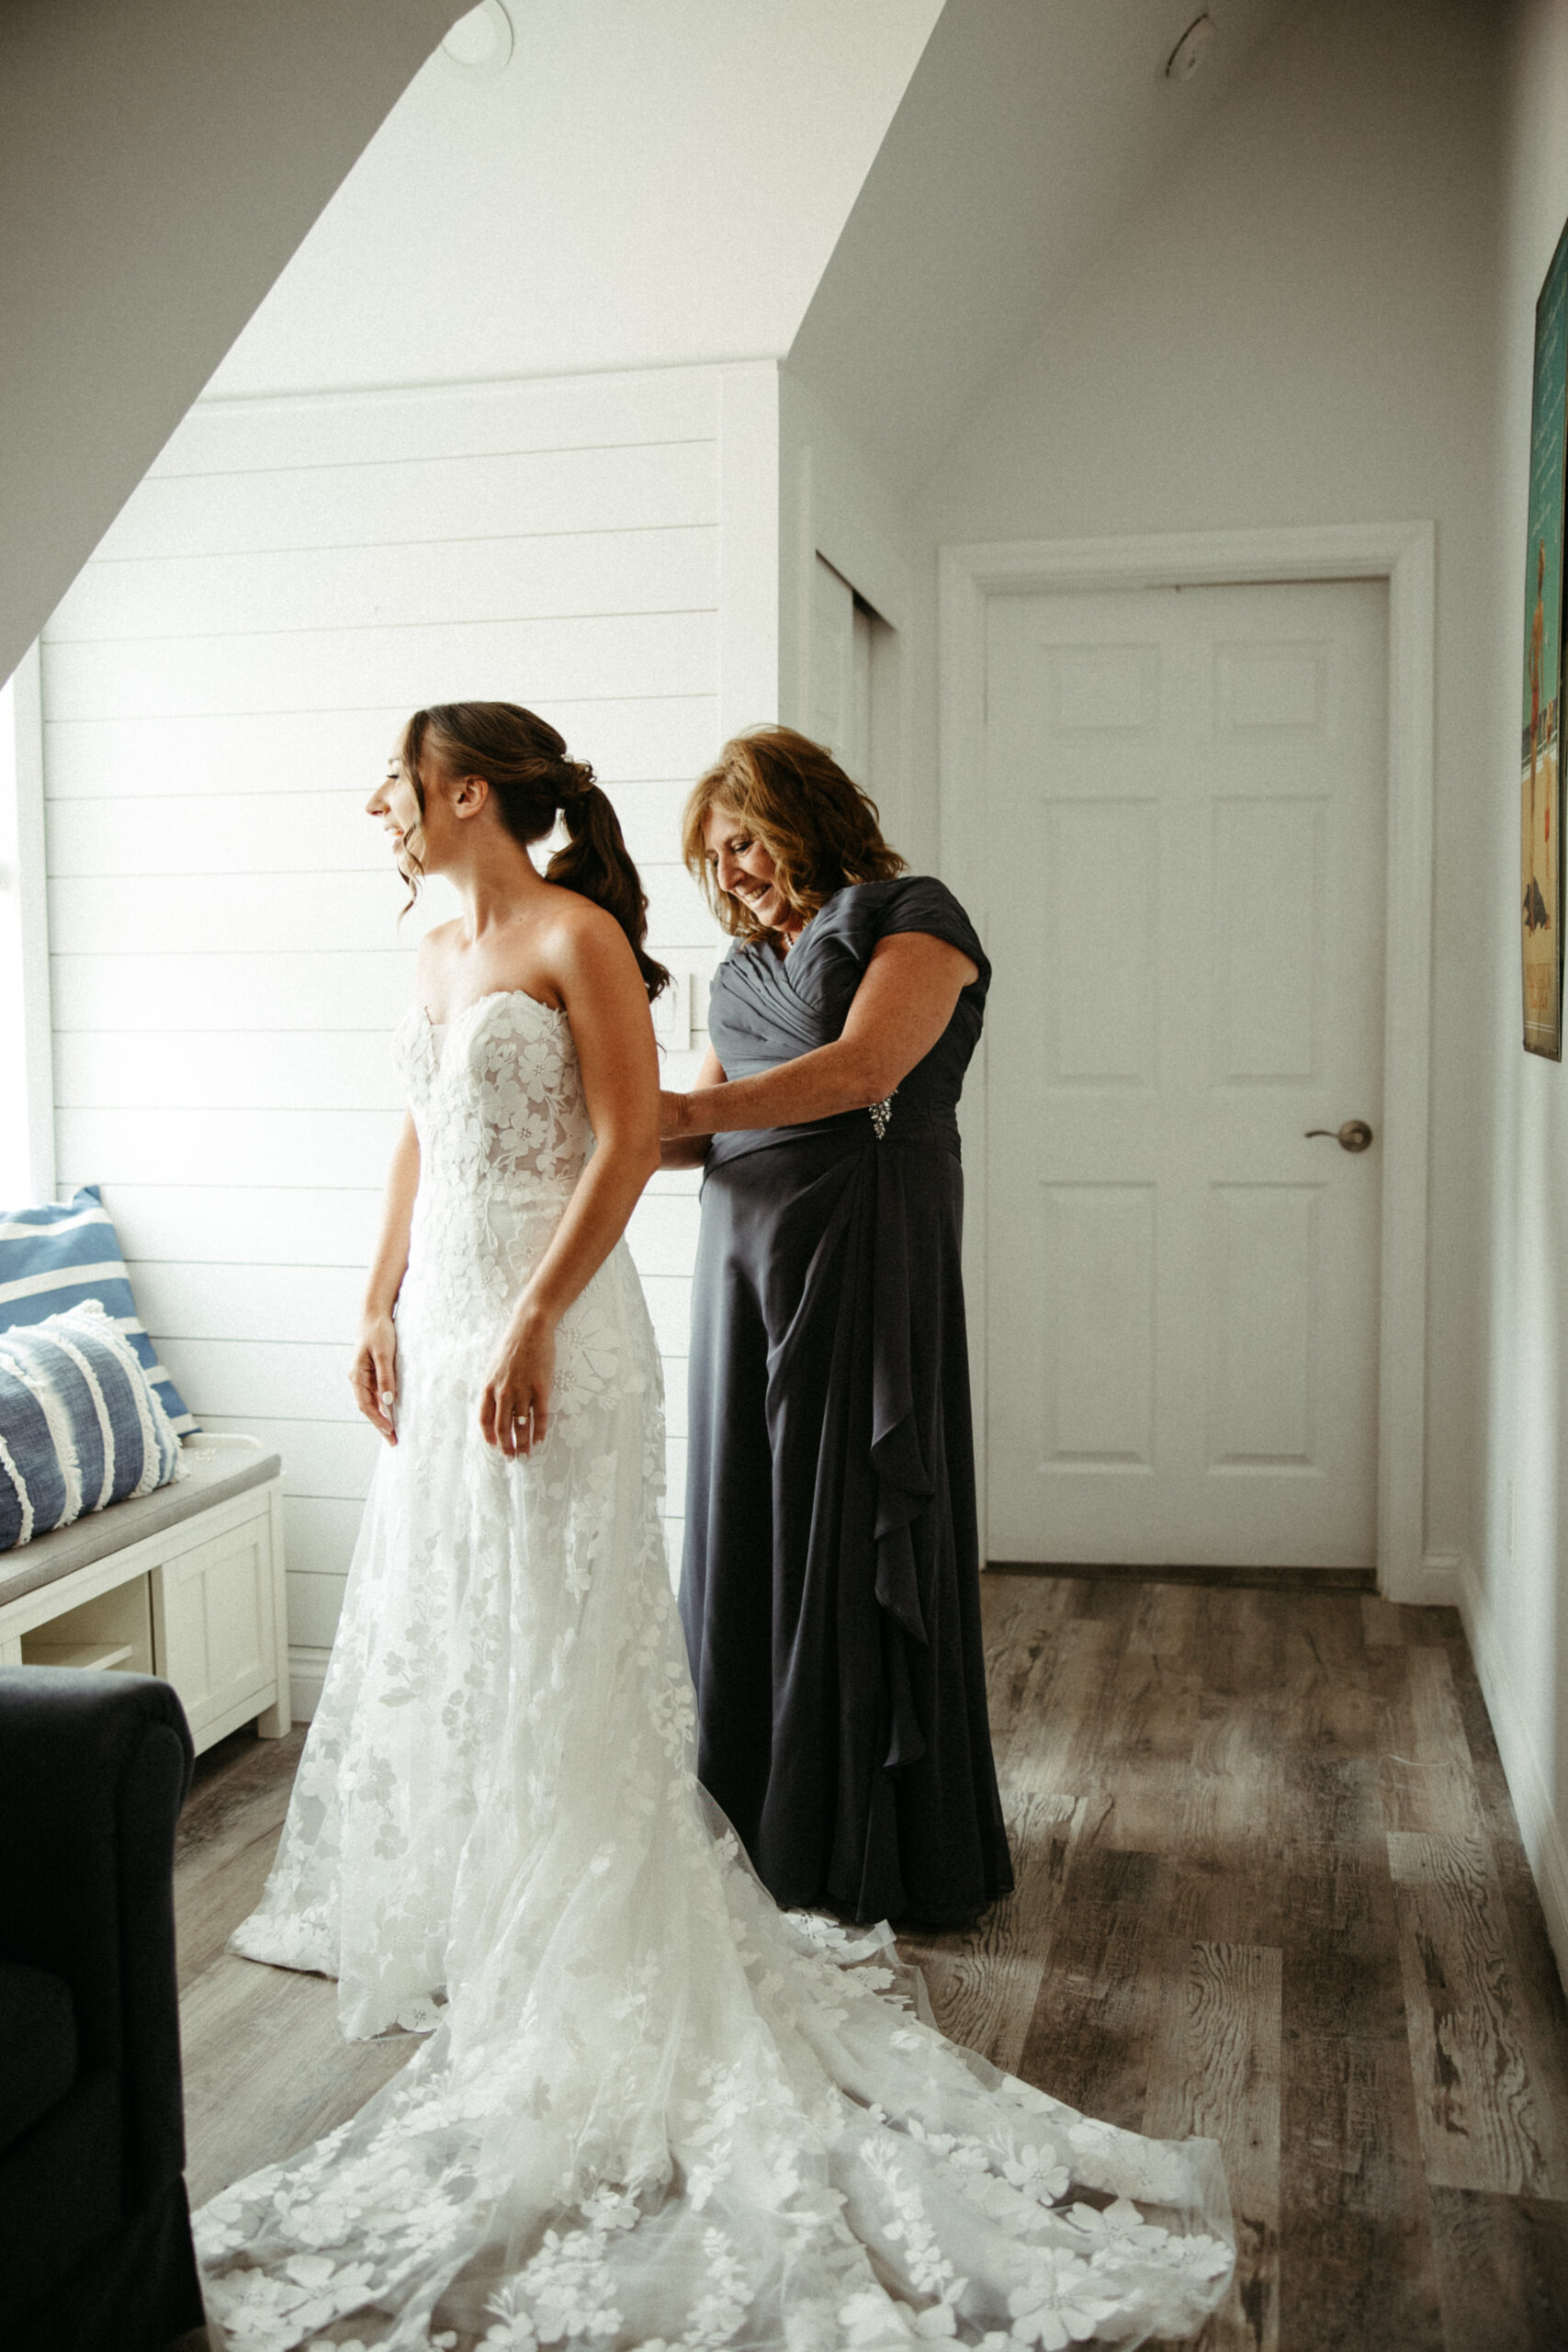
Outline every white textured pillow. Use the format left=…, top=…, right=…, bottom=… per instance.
left=0, top=1298, right=183, bottom=1552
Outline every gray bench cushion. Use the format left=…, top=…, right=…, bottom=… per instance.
left=0, top=1443, right=282, bottom=1611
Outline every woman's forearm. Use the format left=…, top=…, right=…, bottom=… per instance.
left=676, top=1037, right=887, bottom=1137
left=669, top=932, right=976, bottom=1140
left=364, top=1114, right=420, bottom=1317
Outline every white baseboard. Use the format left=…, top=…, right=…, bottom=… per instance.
left=1410, top=1550, right=1466, bottom=1606
left=288, top=1645, right=331, bottom=1724
left=1456, top=1555, right=1568, bottom=1996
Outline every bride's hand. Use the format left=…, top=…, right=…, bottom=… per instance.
left=351, top=1312, right=399, bottom=1445
left=481, top=1306, right=557, bottom=1459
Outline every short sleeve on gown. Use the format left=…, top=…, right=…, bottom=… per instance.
left=814, top=876, right=989, bottom=994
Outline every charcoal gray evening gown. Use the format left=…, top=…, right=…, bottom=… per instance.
left=681, top=875, right=1013, bottom=1927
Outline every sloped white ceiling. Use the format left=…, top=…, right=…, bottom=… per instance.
left=209, top=0, right=947, bottom=396
left=0, top=0, right=467, bottom=682
left=788, top=0, right=1292, bottom=491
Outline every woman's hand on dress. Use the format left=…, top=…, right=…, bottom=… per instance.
left=351, top=1312, right=399, bottom=1445
left=481, top=1306, right=557, bottom=1459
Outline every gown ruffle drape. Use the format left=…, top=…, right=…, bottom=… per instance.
left=682, top=878, right=1012, bottom=1926
left=201, top=989, right=1234, bottom=2352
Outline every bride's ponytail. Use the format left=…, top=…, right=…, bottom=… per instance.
left=545, top=773, right=671, bottom=1002
left=398, top=702, right=671, bottom=1001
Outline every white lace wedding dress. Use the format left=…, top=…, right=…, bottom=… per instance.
left=199, top=990, right=1234, bottom=2352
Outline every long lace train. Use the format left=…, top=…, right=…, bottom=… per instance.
left=199, top=992, right=1233, bottom=2349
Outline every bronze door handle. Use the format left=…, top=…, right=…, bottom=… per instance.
left=1304, top=1119, right=1374, bottom=1153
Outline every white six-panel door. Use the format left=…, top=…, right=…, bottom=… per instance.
left=983, top=580, right=1388, bottom=1568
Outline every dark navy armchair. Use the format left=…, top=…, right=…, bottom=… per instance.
left=0, top=1666, right=205, bottom=2351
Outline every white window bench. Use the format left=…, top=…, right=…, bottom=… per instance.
left=0, top=1433, right=288, bottom=1755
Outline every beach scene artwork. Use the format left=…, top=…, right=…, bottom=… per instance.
left=1522, top=218, right=1568, bottom=1057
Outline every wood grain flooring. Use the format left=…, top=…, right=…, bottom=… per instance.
left=172, top=1575, right=1568, bottom=2350
left=174, top=1724, right=414, bottom=2212
left=900, top=1577, right=1568, bottom=2352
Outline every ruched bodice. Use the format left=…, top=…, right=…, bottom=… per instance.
left=705, top=876, right=989, bottom=1165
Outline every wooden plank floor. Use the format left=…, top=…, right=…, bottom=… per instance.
left=174, top=1574, right=1568, bottom=2350
left=899, top=1576, right=1568, bottom=2352
left=174, top=1723, right=413, bottom=2213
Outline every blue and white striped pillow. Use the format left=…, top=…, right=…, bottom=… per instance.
left=0, top=1186, right=197, bottom=1435
left=0, top=1299, right=183, bottom=1552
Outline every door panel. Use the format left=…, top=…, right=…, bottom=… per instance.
left=984, top=581, right=1387, bottom=1568
left=1210, top=796, right=1325, bottom=1080
left=1045, top=800, right=1159, bottom=1083
left=1206, top=1183, right=1318, bottom=1465
left=1039, top=1182, right=1156, bottom=1465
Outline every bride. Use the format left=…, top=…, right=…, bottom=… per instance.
left=197, top=701, right=1234, bottom=2351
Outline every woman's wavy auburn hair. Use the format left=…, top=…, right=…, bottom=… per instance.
left=682, top=727, right=906, bottom=943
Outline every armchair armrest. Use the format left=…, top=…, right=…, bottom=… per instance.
left=0, top=1667, right=194, bottom=2195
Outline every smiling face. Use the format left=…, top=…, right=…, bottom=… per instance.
left=367, top=736, right=489, bottom=884
left=366, top=747, right=428, bottom=877
left=703, top=804, right=801, bottom=941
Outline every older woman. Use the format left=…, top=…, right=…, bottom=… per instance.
left=661, top=727, right=1012, bottom=1927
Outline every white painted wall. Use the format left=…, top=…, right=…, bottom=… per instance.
left=40, top=364, right=773, bottom=1713
left=1469, top=0, right=1568, bottom=1985
left=778, top=368, right=921, bottom=861
left=0, top=654, right=53, bottom=1204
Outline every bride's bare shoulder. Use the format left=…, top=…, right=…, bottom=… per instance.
left=536, top=883, right=632, bottom=963
left=532, top=887, right=646, bottom=1018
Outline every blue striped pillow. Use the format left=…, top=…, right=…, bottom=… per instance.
left=0, top=1186, right=197, bottom=1435
left=0, top=1299, right=183, bottom=1552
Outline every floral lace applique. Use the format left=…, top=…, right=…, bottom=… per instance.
left=207, top=992, right=1235, bottom=2349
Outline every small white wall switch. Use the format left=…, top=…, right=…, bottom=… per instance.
left=653, top=969, right=692, bottom=1051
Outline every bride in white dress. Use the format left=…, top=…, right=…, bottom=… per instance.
left=198, top=702, right=1234, bottom=2352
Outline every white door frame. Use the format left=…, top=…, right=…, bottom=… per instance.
left=939, top=522, right=1436, bottom=1603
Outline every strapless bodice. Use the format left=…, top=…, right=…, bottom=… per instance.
left=390, top=989, right=596, bottom=1348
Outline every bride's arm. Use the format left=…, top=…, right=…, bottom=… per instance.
left=480, top=908, right=661, bottom=1459
left=660, top=933, right=976, bottom=1142
left=351, top=1112, right=420, bottom=1446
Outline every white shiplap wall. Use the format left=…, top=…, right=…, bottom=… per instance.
left=42, top=364, right=748, bottom=1712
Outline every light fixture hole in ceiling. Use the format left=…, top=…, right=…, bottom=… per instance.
left=1166, top=13, right=1217, bottom=82
left=441, top=0, right=513, bottom=78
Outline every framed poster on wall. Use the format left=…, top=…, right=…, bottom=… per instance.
left=1522, top=218, right=1568, bottom=1057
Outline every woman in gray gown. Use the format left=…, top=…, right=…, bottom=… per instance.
left=660, top=727, right=1012, bottom=1928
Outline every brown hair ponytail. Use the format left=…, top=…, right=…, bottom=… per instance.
left=398, top=701, right=671, bottom=1001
